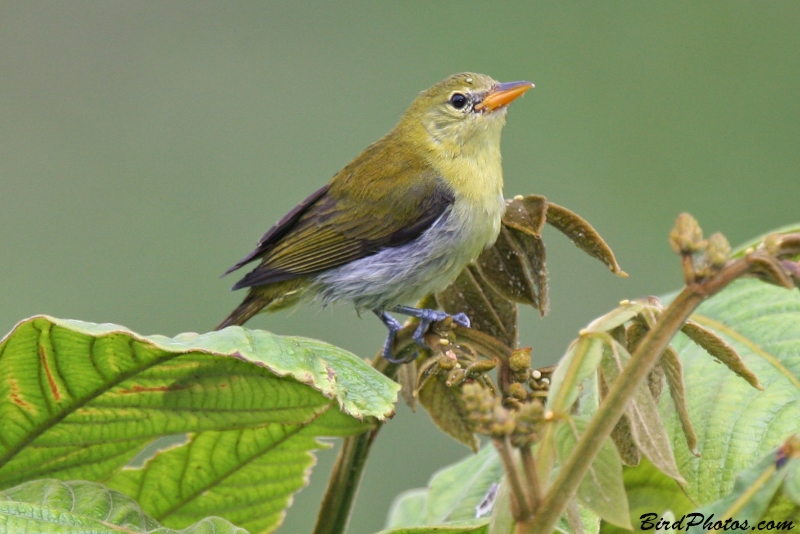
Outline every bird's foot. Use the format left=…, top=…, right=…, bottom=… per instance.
left=391, top=305, right=470, bottom=348
left=373, top=310, right=415, bottom=363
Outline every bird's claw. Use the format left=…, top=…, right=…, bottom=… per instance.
left=375, top=310, right=418, bottom=363
left=391, top=305, right=471, bottom=351
left=380, top=329, right=418, bottom=363
left=452, top=312, right=470, bottom=328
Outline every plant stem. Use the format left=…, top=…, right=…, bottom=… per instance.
left=520, top=446, right=542, bottom=512
left=525, top=259, right=748, bottom=534
left=312, top=318, right=424, bottom=534
left=312, top=428, right=379, bottom=534
left=494, top=437, right=533, bottom=521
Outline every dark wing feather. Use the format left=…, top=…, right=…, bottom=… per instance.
left=223, top=184, right=329, bottom=275
left=227, top=139, right=454, bottom=290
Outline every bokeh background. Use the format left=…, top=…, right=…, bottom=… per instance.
left=2, top=2, right=799, bottom=533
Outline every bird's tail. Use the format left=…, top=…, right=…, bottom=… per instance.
left=215, top=278, right=310, bottom=330
left=215, top=293, right=268, bottom=330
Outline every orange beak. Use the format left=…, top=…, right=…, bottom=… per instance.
left=474, top=80, right=534, bottom=112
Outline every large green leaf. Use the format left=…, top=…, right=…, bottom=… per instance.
left=107, top=408, right=365, bottom=533
left=693, top=447, right=794, bottom=527
left=386, top=445, right=502, bottom=529
left=555, top=419, right=631, bottom=529
left=0, top=316, right=398, bottom=531
left=376, top=519, right=489, bottom=534
left=599, top=459, right=694, bottom=534
left=0, top=478, right=247, bottom=533
left=661, top=279, right=800, bottom=505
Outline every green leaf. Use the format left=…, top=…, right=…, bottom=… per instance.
left=661, top=279, right=800, bottom=506
left=106, top=408, right=364, bottom=533
left=784, top=459, right=800, bottom=505
left=387, top=489, right=430, bottom=529
left=0, top=317, right=395, bottom=531
left=546, top=335, right=603, bottom=415
left=386, top=445, right=503, bottom=529
left=730, top=223, right=800, bottom=258
left=694, top=449, right=788, bottom=526
left=425, top=446, right=504, bottom=524
left=487, top=477, right=600, bottom=534
left=599, top=458, right=695, bottom=534
left=376, top=518, right=489, bottom=534
left=555, top=419, right=631, bottom=529
left=0, top=478, right=247, bottom=533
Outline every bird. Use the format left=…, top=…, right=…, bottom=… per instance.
left=217, top=72, right=533, bottom=362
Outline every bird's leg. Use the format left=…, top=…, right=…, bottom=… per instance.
left=390, top=305, right=471, bottom=347
left=373, top=310, right=414, bottom=363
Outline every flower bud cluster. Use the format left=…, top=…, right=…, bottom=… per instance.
left=463, top=382, right=545, bottom=445
left=670, top=213, right=732, bottom=281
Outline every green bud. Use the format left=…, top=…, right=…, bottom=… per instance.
left=507, top=382, right=528, bottom=401
left=446, top=367, right=466, bottom=388
left=509, top=348, right=532, bottom=373
left=669, top=213, right=706, bottom=254
left=465, top=358, right=498, bottom=378
left=706, top=232, right=731, bottom=267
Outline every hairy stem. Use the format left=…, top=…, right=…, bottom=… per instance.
left=312, top=330, right=410, bottom=534
left=495, top=437, right=533, bottom=521
left=312, top=428, right=378, bottom=534
left=520, top=446, right=542, bottom=512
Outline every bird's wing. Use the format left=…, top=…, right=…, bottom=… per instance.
left=227, top=157, right=454, bottom=290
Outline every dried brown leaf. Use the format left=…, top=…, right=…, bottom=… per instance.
left=681, top=319, right=763, bottom=390
left=545, top=201, right=627, bottom=277
left=648, top=362, right=665, bottom=403
left=417, top=374, right=479, bottom=451
left=761, top=232, right=800, bottom=258
left=602, top=341, right=686, bottom=484
left=750, top=255, right=796, bottom=289
left=599, top=368, right=642, bottom=466
left=486, top=195, right=549, bottom=315
left=661, top=347, right=699, bottom=456
left=626, top=320, right=648, bottom=351
left=476, top=226, right=538, bottom=307
left=436, top=264, right=518, bottom=348
left=503, top=195, right=548, bottom=236
left=506, top=226, right=549, bottom=315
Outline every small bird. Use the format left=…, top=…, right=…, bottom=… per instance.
left=218, top=72, right=533, bottom=362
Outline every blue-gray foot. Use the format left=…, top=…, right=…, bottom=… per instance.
left=391, top=305, right=470, bottom=349
left=373, top=310, right=411, bottom=363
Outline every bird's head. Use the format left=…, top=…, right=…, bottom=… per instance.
left=400, top=72, right=534, bottom=159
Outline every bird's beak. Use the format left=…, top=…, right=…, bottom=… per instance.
left=475, top=81, right=534, bottom=112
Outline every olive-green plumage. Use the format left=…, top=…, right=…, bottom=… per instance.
left=218, top=73, right=533, bottom=330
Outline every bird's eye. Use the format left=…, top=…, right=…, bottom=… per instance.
left=449, top=93, right=468, bottom=110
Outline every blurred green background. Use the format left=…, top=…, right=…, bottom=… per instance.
left=2, top=2, right=799, bottom=533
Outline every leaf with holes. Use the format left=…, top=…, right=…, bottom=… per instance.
left=0, top=478, right=248, bottom=533
left=0, top=316, right=397, bottom=532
